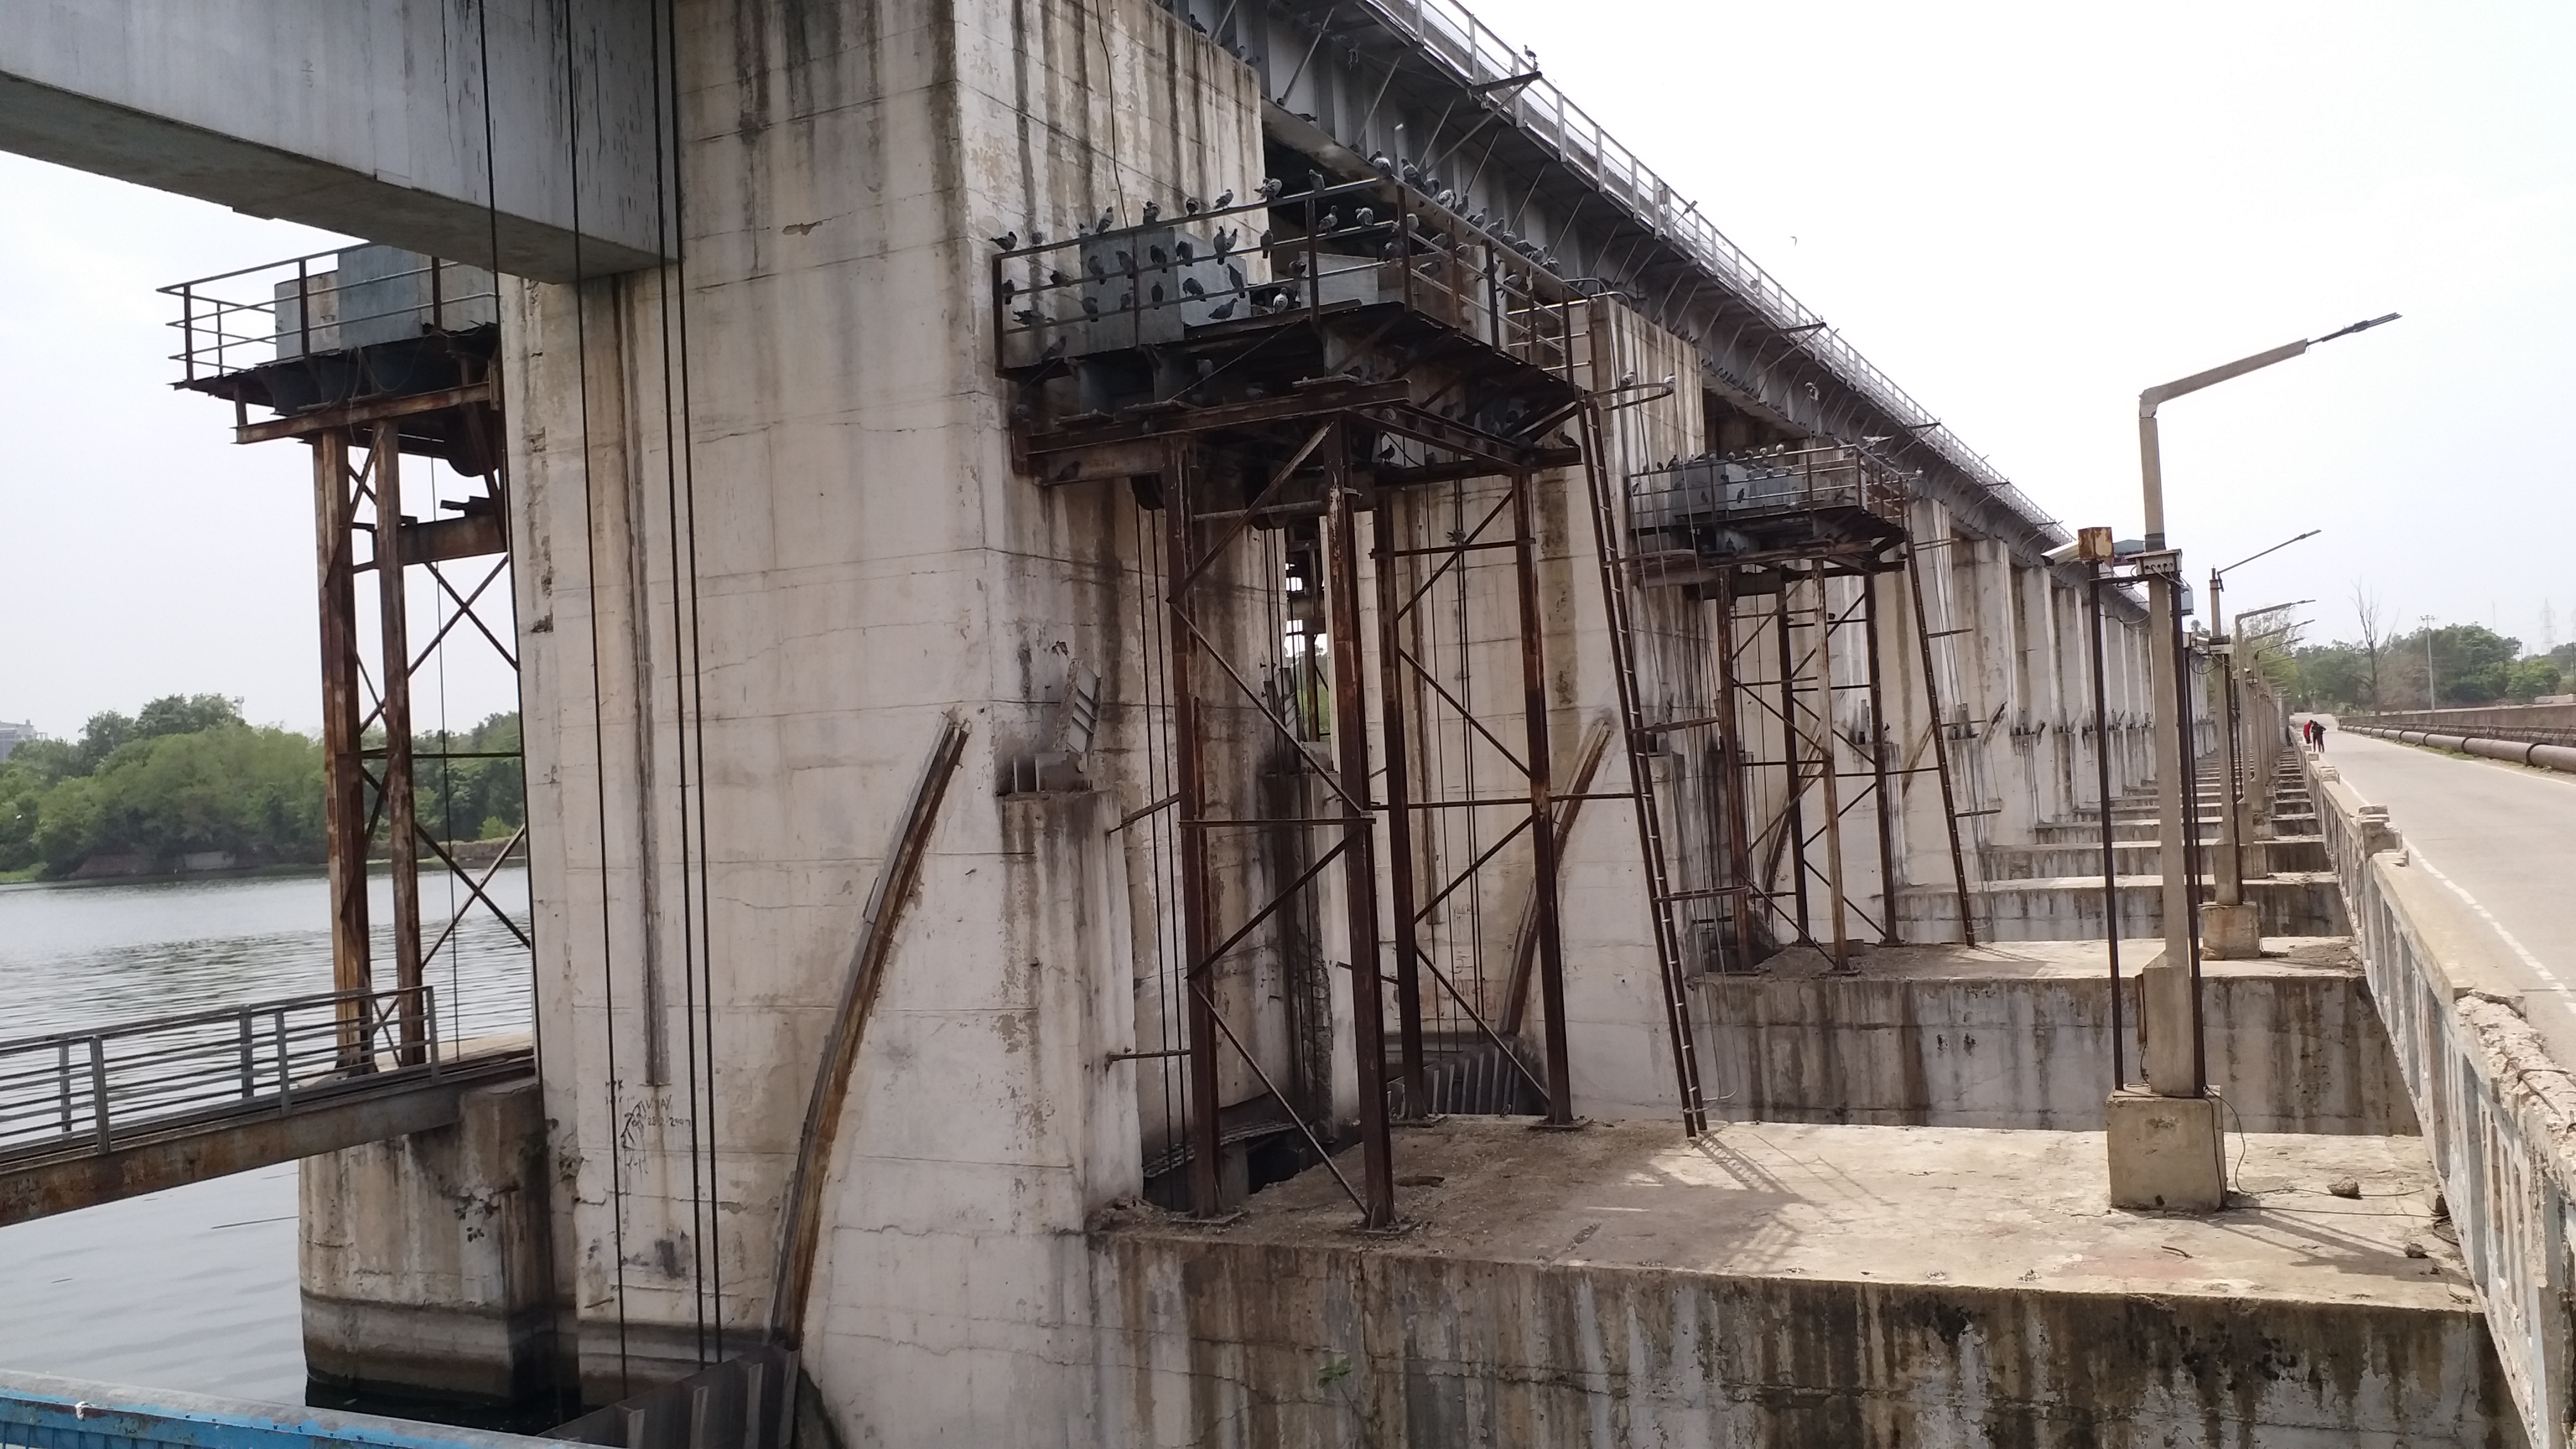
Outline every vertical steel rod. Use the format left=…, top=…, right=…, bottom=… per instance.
left=1324, top=424, right=1398, bottom=1227
left=1369, top=496, right=1429, bottom=1114
left=1809, top=570, right=1852, bottom=969
left=1509, top=470, right=1573, bottom=1121
left=1712, top=572, right=1757, bottom=968
left=1162, top=441, right=1224, bottom=1217
left=313, top=433, right=372, bottom=1067
left=373, top=420, right=424, bottom=1067
left=1906, top=542, right=1977, bottom=946
left=1862, top=572, right=1900, bottom=945
left=1774, top=586, right=1812, bottom=943
left=2089, top=567, right=2125, bottom=1090
left=87, top=1038, right=108, bottom=1150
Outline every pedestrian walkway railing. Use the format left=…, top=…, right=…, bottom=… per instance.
left=0, top=1370, right=553, bottom=1449
left=0, top=984, right=446, bottom=1161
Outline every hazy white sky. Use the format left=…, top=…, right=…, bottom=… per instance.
left=2, top=0, right=2569, bottom=738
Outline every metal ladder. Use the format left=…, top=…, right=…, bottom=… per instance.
left=1575, top=404, right=1710, bottom=1137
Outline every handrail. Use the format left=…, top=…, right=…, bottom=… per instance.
left=1344, top=0, right=2066, bottom=543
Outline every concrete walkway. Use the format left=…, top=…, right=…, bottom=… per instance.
left=2322, top=726, right=2576, bottom=1069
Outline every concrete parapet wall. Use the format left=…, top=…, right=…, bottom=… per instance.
left=1093, top=1244, right=2500, bottom=1446
left=1688, top=943, right=2415, bottom=1135
left=2308, top=754, right=2576, bottom=1449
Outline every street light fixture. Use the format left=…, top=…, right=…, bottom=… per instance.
left=2207, top=535, right=2324, bottom=927
left=2111, top=313, right=2398, bottom=1214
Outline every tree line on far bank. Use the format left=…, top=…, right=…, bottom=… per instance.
left=0, top=695, right=525, bottom=879
left=2285, top=599, right=2574, bottom=714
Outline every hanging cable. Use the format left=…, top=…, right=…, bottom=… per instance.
left=555, top=0, right=634, bottom=1394
left=641, top=0, right=712, bottom=1367
left=659, top=0, right=728, bottom=1353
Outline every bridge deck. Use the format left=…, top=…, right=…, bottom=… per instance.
left=2323, top=728, right=2576, bottom=1071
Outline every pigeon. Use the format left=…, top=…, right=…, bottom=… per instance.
left=1149, top=245, right=1168, bottom=267
left=1117, top=250, right=1136, bottom=276
left=1257, top=177, right=1284, bottom=199
left=989, top=230, right=1017, bottom=250
left=1211, top=189, right=1233, bottom=208
left=1620, top=371, right=1637, bottom=389
left=1381, top=242, right=1399, bottom=259
left=1087, top=255, right=1108, bottom=281
left=1207, top=297, right=1238, bottom=321
left=1227, top=264, right=1245, bottom=290
left=1029, top=229, right=1046, bottom=246
left=997, top=277, right=1017, bottom=301
left=1401, top=162, right=1423, bottom=186
left=1438, top=189, right=1457, bottom=207
left=1119, top=291, right=1135, bottom=310
left=1370, top=153, right=1395, bottom=173
left=1150, top=283, right=1165, bottom=305
left=1317, top=210, right=1337, bottom=231
left=1176, top=240, right=1195, bottom=261
left=1049, top=269, right=1073, bottom=287
left=1096, top=206, right=1115, bottom=232
left=1355, top=207, right=1375, bottom=226
left=1182, top=277, right=1206, bottom=297
left=1014, top=308, right=1043, bottom=325
left=1213, top=227, right=1237, bottom=254
left=1039, top=336, right=1066, bottom=363
left=1142, top=200, right=1163, bottom=224
left=1184, top=196, right=1204, bottom=215
left=1082, top=296, right=1102, bottom=319
left=1257, top=229, right=1275, bottom=249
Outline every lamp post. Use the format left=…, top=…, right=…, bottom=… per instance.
left=2111, top=313, right=2397, bottom=1215
left=2422, top=615, right=2440, bottom=709
left=2206, top=533, right=2320, bottom=937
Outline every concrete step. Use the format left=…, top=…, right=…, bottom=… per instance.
left=1689, top=936, right=2409, bottom=1134
left=1981, top=836, right=2328, bottom=879
left=1898, top=872, right=2348, bottom=942
left=2034, top=816, right=2317, bottom=844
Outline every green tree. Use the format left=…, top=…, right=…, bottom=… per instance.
left=2509, top=656, right=2566, bottom=700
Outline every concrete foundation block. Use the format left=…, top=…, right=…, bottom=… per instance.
left=2107, top=1088, right=2226, bottom=1212
left=2200, top=901, right=2261, bottom=959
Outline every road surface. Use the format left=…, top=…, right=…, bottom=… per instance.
left=2321, top=725, right=2576, bottom=1068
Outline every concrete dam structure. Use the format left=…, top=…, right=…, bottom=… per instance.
left=4, top=3, right=2560, bottom=1447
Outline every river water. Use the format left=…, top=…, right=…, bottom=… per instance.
left=0, top=867, right=532, bottom=1404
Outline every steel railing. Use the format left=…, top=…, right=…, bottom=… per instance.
left=1345, top=0, right=2066, bottom=543
left=158, top=248, right=499, bottom=387
left=0, top=984, right=452, bottom=1161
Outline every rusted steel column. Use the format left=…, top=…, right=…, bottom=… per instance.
left=1774, top=586, right=1812, bottom=943
left=372, top=422, right=424, bottom=1066
left=1509, top=471, right=1573, bottom=1123
left=1809, top=571, right=1852, bottom=969
left=1907, top=546, right=1977, bottom=946
left=1368, top=493, right=1428, bottom=1115
left=1862, top=572, right=1900, bottom=946
left=312, top=433, right=371, bottom=1065
left=1325, top=425, right=1396, bottom=1227
left=1712, top=572, right=1757, bottom=969
left=1161, top=440, right=1224, bottom=1217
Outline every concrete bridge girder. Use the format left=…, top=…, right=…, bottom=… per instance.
left=0, top=0, right=664, bottom=281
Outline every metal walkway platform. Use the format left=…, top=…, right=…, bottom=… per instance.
left=0, top=985, right=533, bottom=1225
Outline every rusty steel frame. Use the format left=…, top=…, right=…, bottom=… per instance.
left=291, top=385, right=519, bottom=1071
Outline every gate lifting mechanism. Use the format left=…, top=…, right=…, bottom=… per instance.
left=1617, top=447, right=1978, bottom=978
left=162, top=245, right=531, bottom=1065
left=996, top=172, right=1720, bottom=1225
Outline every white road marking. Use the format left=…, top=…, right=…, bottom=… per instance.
left=2407, top=843, right=2571, bottom=994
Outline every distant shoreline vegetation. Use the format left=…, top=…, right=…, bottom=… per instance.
left=0, top=695, right=524, bottom=881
